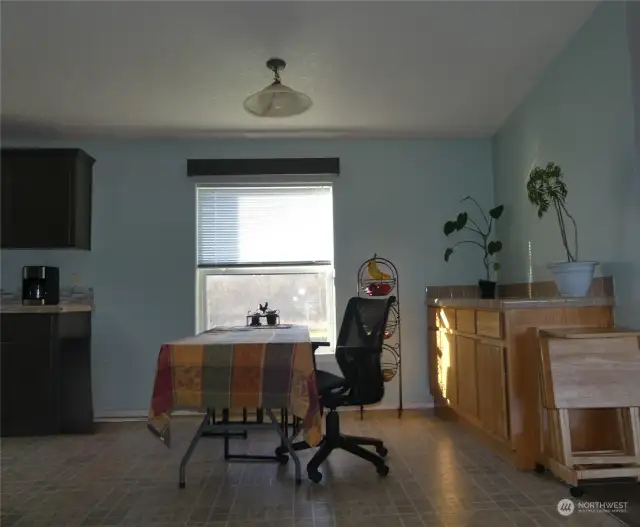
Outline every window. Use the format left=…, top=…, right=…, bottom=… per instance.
left=196, top=185, right=335, bottom=344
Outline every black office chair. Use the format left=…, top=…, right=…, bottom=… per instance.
left=278, top=296, right=395, bottom=483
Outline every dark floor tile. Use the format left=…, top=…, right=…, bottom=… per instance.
left=1, top=515, right=23, bottom=527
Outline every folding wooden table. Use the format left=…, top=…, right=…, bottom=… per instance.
left=536, top=327, right=640, bottom=496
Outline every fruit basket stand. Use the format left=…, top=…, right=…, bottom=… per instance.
left=356, top=254, right=403, bottom=418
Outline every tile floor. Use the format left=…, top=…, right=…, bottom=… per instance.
left=1, top=411, right=634, bottom=527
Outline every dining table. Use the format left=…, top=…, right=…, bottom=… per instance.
left=147, top=324, right=322, bottom=486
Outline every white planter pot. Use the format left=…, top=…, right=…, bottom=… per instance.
left=547, top=261, right=598, bottom=298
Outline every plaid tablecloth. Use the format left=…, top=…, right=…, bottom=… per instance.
left=148, top=324, right=321, bottom=448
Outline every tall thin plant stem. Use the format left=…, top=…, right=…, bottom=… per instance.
left=461, top=196, right=493, bottom=279
left=560, top=202, right=579, bottom=260
left=554, top=199, right=574, bottom=261
left=465, top=197, right=490, bottom=228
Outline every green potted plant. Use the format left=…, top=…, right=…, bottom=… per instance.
left=258, top=302, right=280, bottom=325
left=527, top=162, right=597, bottom=297
left=443, top=197, right=504, bottom=298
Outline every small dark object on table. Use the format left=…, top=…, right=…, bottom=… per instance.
left=247, top=302, right=280, bottom=326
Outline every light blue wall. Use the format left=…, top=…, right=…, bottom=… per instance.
left=629, top=1, right=640, bottom=182
left=492, top=2, right=639, bottom=326
left=0, top=139, right=493, bottom=416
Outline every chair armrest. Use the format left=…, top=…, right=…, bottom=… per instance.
left=312, top=341, right=331, bottom=353
left=311, top=341, right=331, bottom=371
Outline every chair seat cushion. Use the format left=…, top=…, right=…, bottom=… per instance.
left=316, top=369, right=347, bottom=394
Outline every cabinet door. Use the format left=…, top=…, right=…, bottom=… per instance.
left=59, top=336, right=94, bottom=433
left=1, top=153, right=73, bottom=248
left=428, top=329, right=440, bottom=399
left=69, top=153, right=93, bottom=249
left=476, top=343, right=509, bottom=440
left=438, top=329, right=458, bottom=405
left=456, top=336, right=478, bottom=419
left=1, top=342, right=58, bottom=436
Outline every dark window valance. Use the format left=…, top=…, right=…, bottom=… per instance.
left=187, top=157, right=340, bottom=177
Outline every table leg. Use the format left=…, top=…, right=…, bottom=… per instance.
left=222, top=408, right=290, bottom=462
left=266, top=408, right=302, bottom=485
left=202, top=408, right=248, bottom=439
left=179, top=412, right=210, bottom=489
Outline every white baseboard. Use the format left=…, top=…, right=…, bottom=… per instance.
left=95, top=409, right=205, bottom=422
left=95, top=403, right=434, bottom=423
left=340, top=402, right=434, bottom=412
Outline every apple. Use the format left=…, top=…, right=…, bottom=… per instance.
left=366, top=282, right=393, bottom=296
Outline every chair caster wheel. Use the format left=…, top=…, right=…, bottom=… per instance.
left=275, top=445, right=287, bottom=456
left=276, top=454, right=289, bottom=465
left=178, top=482, right=185, bottom=489
left=376, top=464, right=390, bottom=477
left=534, top=463, right=545, bottom=474
left=376, top=446, right=388, bottom=458
left=570, top=486, right=584, bottom=498
left=308, top=469, right=323, bottom=483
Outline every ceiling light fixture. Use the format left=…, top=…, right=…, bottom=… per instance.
left=243, top=58, right=312, bottom=118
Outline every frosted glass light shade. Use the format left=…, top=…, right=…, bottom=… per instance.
left=243, top=82, right=312, bottom=117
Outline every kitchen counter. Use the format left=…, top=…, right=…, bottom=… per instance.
left=427, top=296, right=614, bottom=310
left=0, top=303, right=92, bottom=313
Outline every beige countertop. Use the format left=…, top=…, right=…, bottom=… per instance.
left=427, top=297, right=614, bottom=310
left=0, top=303, right=92, bottom=313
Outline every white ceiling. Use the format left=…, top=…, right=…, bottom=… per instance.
left=1, top=1, right=597, bottom=139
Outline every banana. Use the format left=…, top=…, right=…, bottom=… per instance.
left=367, top=254, right=392, bottom=280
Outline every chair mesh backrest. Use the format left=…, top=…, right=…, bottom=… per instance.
left=334, top=296, right=395, bottom=406
left=337, top=296, right=395, bottom=350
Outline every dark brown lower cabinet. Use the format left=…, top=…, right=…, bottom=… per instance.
left=0, top=312, right=94, bottom=436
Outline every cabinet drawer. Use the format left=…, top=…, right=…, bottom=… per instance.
left=437, top=308, right=456, bottom=330
left=457, top=309, right=476, bottom=334
left=476, top=310, right=502, bottom=339
left=1, top=314, right=53, bottom=342
left=428, top=307, right=456, bottom=330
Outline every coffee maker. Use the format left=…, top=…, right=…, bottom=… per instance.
left=22, top=266, right=60, bottom=306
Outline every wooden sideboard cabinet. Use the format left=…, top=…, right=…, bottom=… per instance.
left=427, top=299, right=614, bottom=469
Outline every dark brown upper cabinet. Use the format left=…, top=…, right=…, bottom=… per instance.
left=1, top=148, right=95, bottom=249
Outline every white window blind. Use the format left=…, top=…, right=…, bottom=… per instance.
left=197, top=186, right=334, bottom=266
